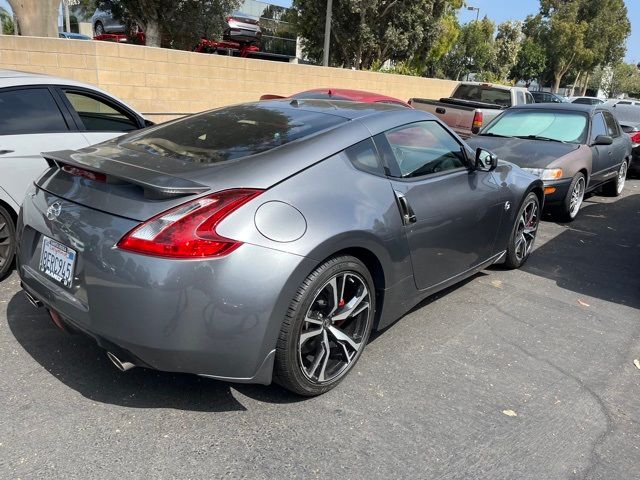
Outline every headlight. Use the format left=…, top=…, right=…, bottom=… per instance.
left=521, top=167, right=563, bottom=180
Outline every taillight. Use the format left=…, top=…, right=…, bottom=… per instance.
left=631, top=132, right=640, bottom=143
left=472, top=111, right=483, bottom=133
left=61, top=164, right=106, bottom=183
left=117, top=189, right=263, bottom=258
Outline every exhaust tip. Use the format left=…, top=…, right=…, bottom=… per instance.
left=24, top=290, right=43, bottom=308
left=107, top=351, right=136, bottom=372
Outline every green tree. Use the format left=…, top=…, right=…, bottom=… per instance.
left=601, top=63, right=640, bottom=97
left=493, top=21, right=522, bottom=82
left=291, top=0, right=463, bottom=69
left=101, top=0, right=240, bottom=49
left=440, top=17, right=496, bottom=81
left=510, top=38, right=547, bottom=86
left=0, top=7, right=14, bottom=35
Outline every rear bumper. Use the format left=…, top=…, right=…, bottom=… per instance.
left=540, top=178, right=572, bottom=205
left=17, top=187, right=316, bottom=385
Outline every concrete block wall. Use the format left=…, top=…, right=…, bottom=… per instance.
left=0, top=36, right=458, bottom=123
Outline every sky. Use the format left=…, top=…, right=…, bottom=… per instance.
left=0, top=0, right=636, bottom=63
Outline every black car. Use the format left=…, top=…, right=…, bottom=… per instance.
left=531, top=91, right=564, bottom=104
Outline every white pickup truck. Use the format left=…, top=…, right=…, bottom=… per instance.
left=409, top=82, right=535, bottom=138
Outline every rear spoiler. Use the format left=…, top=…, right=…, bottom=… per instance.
left=259, top=94, right=287, bottom=101
left=43, top=150, right=210, bottom=198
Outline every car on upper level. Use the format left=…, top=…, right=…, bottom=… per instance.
left=0, top=69, right=150, bottom=279
left=91, top=8, right=125, bottom=36
left=531, top=91, right=566, bottom=104
left=467, top=103, right=632, bottom=221
left=260, top=88, right=411, bottom=108
left=16, top=99, right=542, bottom=396
left=409, top=82, right=535, bottom=139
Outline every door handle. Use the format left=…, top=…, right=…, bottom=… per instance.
left=435, top=107, right=446, bottom=114
left=394, top=191, right=417, bottom=225
left=0, top=149, right=14, bottom=155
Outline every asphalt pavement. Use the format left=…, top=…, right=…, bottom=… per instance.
left=1, top=180, right=639, bottom=480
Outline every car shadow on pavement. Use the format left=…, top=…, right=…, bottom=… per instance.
left=6, top=292, right=303, bottom=410
left=523, top=193, right=640, bottom=309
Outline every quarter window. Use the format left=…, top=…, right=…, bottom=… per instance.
left=383, top=121, right=466, bottom=178
left=0, top=88, right=68, bottom=135
left=64, top=91, right=138, bottom=132
left=345, top=138, right=383, bottom=175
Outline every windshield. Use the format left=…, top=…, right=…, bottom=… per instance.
left=452, top=85, right=512, bottom=107
left=483, top=109, right=589, bottom=143
left=124, top=104, right=347, bottom=163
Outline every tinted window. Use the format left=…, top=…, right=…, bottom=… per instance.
left=602, top=111, right=620, bottom=137
left=573, top=97, right=602, bottom=105
left=484, top=109, right=589, bottom=143
left=64, top=91, right=138, bottom=132
left=384, top=121, right=466, bottom=178
left=452, top=85, right=512, bottom=107
left=591, top=113, right=607, bottom=140
left=124, top=104, right=347, bottom=163
left=345, top=138, right=383, bottom=175
left=0, top=88, right=68, bottom=135
left=618, top=101, right=631, bottom=105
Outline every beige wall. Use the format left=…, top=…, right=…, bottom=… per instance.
left=0, top=36, right=458, bottom=123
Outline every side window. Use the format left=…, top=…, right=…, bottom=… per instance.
left=591, top=113, right=607, bottom=141
left=602, top=111, right=620, bottom=138
left=382, top=121, right=466, bottom=179
left=345, top=138, right=383, bottom=176
left=0, top=88, right=68, bottom=135
left=63, top=91, right=139, bottom=132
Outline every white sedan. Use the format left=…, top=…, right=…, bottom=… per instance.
left=0, top=69, right=150, bottom=278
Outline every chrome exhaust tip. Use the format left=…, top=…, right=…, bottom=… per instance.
left=107, top=351, right=136, bottom=372
left=24, top=290, right=43, bottom=308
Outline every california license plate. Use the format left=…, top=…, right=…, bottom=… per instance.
left=39, top=237, right=76, bottom=287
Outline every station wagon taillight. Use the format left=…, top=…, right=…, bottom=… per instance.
left=630, top=132, right=640, bottom=143
left=117, top=189, right=263, bottom=258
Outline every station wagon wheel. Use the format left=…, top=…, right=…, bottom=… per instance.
left=0, top=205, right=16, bottom=279
left=275, top=256, right=375, bottom=396
left=504, top=192, right=539, bottom=269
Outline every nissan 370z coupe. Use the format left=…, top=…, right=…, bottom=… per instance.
left=17, top=100, right=543, bottom=396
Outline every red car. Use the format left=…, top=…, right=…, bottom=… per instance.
left=260, top=88, right=412, bottom=108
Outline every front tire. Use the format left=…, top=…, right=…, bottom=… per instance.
left=94, top=21, right=105, bottom=36
left=504, top=192, right=539, bottom=269
left=602, top=160, right=627, bottom=197
left=0, top=205, right=16, bottom=280
left=556, top=172, right=586, bottom=222
left=274, top=256, right=375, bottom=396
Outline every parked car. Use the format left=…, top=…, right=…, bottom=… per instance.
left=0, top=69, right=150, bottom=279
left=531, top=91, right=565, bottom=104
left=260, top=88, right=411, bottom=108
left=608, top=103, right=640, bottom=174
left=409, top=82, right=535, bottom=138
left=91, top=8, right=125, bottom=36
left=17, top=100, right=543, bottom=396
left=58, top=32, right=92, bottom=40
left=223, top=15, right=262, bottom=45
left=604, top=98, right=640, bottom=107
left=468, top=103, right=631, bottom=221
left=569, top=96, right=604, bottom=105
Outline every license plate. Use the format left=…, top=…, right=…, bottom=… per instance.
left=39, top=237, right=76, bottom=287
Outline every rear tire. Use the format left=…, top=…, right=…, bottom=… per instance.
left=274, top=255, right=375, bottom=396
left=0, top=205, right=16, bottom=280
left=602, top=160, right=627, bottom=197
left=94, top=21, right=104, bottom=36
left=504, top=192, right=540, bottom=269
left=555, top=172, right=586, bottom=222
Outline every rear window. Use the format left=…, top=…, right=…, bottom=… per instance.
left=452, top=85, right=512, bottom=107
left=124, top=104, right=346, bottom=163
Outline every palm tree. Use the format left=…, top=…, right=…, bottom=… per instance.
left=0, top=7, right=15, bottom=35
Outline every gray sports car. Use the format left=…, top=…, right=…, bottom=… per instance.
left=17, top=100, right=542, bottom=396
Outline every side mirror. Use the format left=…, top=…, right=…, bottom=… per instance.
left=475, top=148, right=498, bottom=171
left=593, top=134, right=613, bottom=146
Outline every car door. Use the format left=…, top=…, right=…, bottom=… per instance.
left=602, top=110, right=627, bottom=169
left=0, top=86, right=90, bottom=207
left=375, top=120, right=504, bottom=291
left=56, top=88, right=144, bottom=146
left=589, top=112, right=611, bottom=185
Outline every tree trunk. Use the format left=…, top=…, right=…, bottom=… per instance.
left=570, top=71, right=581, bottom=97
left=552, top=74, right=562, bottom=93
left=8, top=0, right=59, bottom=37
left=144, top=19, right=161, bottom=48
left=580, top=72, right=590, bottom=96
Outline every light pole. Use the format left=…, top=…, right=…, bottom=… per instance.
left=322, top=0, right=332, bottom=67
left=467, top=5, right=480, bottom=22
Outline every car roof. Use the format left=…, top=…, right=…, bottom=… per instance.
left=509, top=102, right=605, bottom=113
left=293, top=88, right=411, bottom=107
left=258, top=98, right=407, bottom=119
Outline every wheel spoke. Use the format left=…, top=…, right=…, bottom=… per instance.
left=328, top=326, right=361, bottom=352
left=317, top=331, right=331, bottom=382
left=299, top=327, right=323, bottom=347
left=326, top=276, right=340, bottom=316
left=332, top=290, right=368, bottom=322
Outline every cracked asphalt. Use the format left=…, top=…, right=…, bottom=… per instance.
left=1, top=180, right=639, bottom=479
